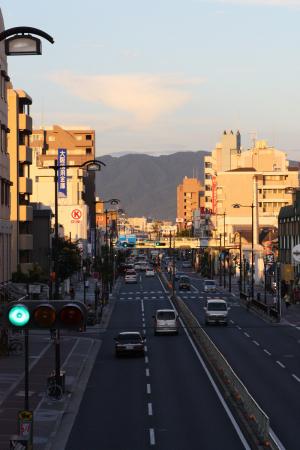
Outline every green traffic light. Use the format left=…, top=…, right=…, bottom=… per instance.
left=8, top=304, right=30, bottom=327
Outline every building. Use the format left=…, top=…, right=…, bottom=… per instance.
left=32, top=203, right=52, bottom=276
left=30, top=125, right=96, bottom=243
left=278, top=189, right=300, bottom=299
left=177, top=177, right=203, bottom=230
left=204, top=133, right=299, bottom=246
left=0, top=10, right=11, bottom=286
left=7, top=87, right=33, bottom=274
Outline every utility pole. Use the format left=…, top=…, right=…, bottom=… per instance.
left=219, top=234, right=222, bottom=286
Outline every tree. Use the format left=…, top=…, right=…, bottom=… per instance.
left=55, top=237, right=81, bottom=281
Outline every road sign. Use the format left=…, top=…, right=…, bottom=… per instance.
left=292, top=244, right=300, bottom=263
left=18, top=409, right=33, bottom=448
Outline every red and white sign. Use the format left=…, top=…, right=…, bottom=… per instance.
left=71, top=208, right=82, bottom=223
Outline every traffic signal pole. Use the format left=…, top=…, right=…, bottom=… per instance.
left=24, top=329, right=29, bottom=410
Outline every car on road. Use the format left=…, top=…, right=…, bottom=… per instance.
left=204, top=299, right=229, bottom=325
left=153, top=309, right=179, bottom=335
left=114, top=332, right=145, bottom=356
left=145, top=267, right=155, bottom=277
left=182, top=260, right=192, bottom=268
left=125, top=269, right=137, bottom=284
left=178, top=275, right=191, bottom=290
left=203, top=279, right=217, bottom=292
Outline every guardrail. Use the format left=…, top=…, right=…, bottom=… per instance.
left=159, top=272, right=280, bottom=449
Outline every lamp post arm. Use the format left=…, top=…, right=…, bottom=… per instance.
left=0, top=27, right=54, bottom=44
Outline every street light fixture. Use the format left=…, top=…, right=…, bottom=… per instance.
left=0, top=26, right=54, bottom=55
left=232, top=203, right=255, bottom=300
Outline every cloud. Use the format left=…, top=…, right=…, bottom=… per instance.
left=49, top=72, right=204, bottom=125
left=216, top=0, right=300, bottom=5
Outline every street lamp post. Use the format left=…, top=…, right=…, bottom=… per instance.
left=232, top=203, right=255, bottom=300
left=215, top=212, right=226, bottom=247
left=219, top=234, right=222, bottom=286
left=83, top=266, right=87, bottom=305
left=42, top=159, right=105, bottom=388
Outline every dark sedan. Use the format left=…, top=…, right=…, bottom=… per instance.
left=114, top=332, right=145, bottom=357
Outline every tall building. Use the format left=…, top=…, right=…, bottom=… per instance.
left=204, top=132, right=299, bottom=245
left=0, top=10, right=11, bottom=285
left=8, top=87, right=33, bottom=274
left=30, top=125, right=96, bottom=243
left=177, top=177, right=203, bottom=230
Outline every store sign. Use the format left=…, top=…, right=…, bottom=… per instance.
left=58, top=148, right=67, bottom=197
left=71, top=208, right=82, bottom=224
left=292, top=244, right=300, bottom=263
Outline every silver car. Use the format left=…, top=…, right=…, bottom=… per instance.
left=203, top=279, right=217, bottom=292
left=204, top=299, right=230, bottom=325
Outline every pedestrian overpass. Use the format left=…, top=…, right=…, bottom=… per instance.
left=135, top=237, right=201, bottom=249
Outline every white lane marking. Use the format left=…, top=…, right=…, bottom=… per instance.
left=149, top=429, right=155, bottom=446
left=231, top=293, right=236, bottom=297
left=148, top=403, right=153, bottom=416
left=143, top=329, right=146, bottom=335
left=144, top=345, right=148, bottom=352
left=120, top=298, right=125, bottom=300
left=296, top=327, right=300, bottom=331
left=141, top=299, right=144, bottom=313
left=264, top=349, right=271, bottom=356
left=158, top=274, right=169, bottom=293
left=191, top=284, right=199, bottom=293
left=146, top=368, right=150, bottom=377
left=168, top=299, right=251, bottom=450
left=253, top=340, right=260, bottom=347
left=128, top=297, right=133, bottom=300
left=230, top=320, right=234, bottom=324
left=143, top=324, right=146, bottom=329
left=237, top=326, right=242, bottom=330
left=144, top=296, right=149, bottom=300
left=140, top=275, right=142, bottom=282
left=276, top=361, right=285, bottom=369
left=147, top=383, right=151, bottom=394
left=145, top=356, right=149, bottom=364
left=160, top=296, right=164, bottom=299
left=151, top=296, right=157, bottom=299
left=292, top=374, right=300, bottom=382
left=244, top=332, right=250, bottom=338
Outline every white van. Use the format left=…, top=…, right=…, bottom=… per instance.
left=204, top=299, right=230, bottom=325
left=153, top=309, right=178, bottom=335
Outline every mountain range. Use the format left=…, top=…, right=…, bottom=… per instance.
left=95, top=151, right=209, bottom=220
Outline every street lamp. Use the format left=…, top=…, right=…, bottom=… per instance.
left=233, top=232, right=243, bottom=293
left=43, top=159, right=105, bottom=299
left=94, top=198, right=120, bottom=297
left=232, top=203, right=255, bottom=300
left=0, top=26, right=54, bottom=55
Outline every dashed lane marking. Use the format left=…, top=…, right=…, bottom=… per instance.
left=149, top=429, right=155, bottom=446
left=276, top=360, right=285, bottom=369
left=146, top=368, right=150, bottom=377
left=148, top=403, right=153, bottom=416
left=244, top=332, right=250, bottom=338
left=264, top=349, right=271, bottom=356
left=147, top=383, right=151, bottom=394
left=144, top=345, right=148, bottom=352
left=292, top=374, right=300, bottom=382
left=253, top=340, right=260, bottom=346
left=145, top=356, right=149, bottom=364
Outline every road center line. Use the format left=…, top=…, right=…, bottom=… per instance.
left=147, top=383, right=151, bottom=394
left=253, top=340, right=260, bottom=346
left=146, top=368, right=150, bottom=377
left=148, top=403, right=153, bottom=416
left=145, top=355, right=149, bottom=364
left=264, top=349, right=271, bottom=356
left=276, top=360, right=285, bottom=369
left=141, top=299, right=144, bottom=313
left=244, top=332, right=250, bottom=338
left=292, top=374, right=300, bottom=382
left=149, top=428, right=155, bottom=446
left=144, top=345, right=148, bottom=352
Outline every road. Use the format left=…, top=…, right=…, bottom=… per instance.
left=172, top=262, right=300, bottom=450
left=66, top=271, right=249, bottom=450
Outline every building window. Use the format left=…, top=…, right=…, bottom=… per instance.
left=86, top=147, right=92, bottom=154
left=75, top=135, right=82, bottom=141
left=86, top=134, right=92, bottom=140
left=48, top=136, right=55, bottom=142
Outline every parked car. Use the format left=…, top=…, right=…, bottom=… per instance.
left=178, top=275, right=191, bottom=290
left=203, top=279, right=217, bottom=292
left=114, top=332, right=145, bottom=356
left=125, top=270, right=137, bottom=284
left=153, top=309, right=179, bottom=335
left=204, top=299, right=230, bottom=325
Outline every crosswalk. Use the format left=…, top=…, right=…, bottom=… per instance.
left=0, top=372, right=21, bottom=402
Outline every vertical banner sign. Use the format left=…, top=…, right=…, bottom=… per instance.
left=58, top=148, right=67, bottom=197
left=212, top=176, right=217, bottom=214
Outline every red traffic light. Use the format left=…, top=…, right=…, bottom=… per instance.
left=59, top=303, right=85, bottom=328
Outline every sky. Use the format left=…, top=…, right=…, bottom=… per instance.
left=2, top=0, right=300, bottom=159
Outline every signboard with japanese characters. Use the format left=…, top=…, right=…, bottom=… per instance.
left=58, top=148, right=67, bottom=197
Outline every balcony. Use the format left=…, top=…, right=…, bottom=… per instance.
left=19, top=177, right=32, bottom=195
left=19, top=205, right=33, bottom=222
left=19, top=145, right=32, bottom=164
left=19, top=234, right=33, bottom=250
left=19, top=113, right=32, bottom=133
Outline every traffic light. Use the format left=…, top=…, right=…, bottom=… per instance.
left=3, top=301, right=87, bottom=330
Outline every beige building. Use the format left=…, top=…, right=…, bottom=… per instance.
left=30, top=126, right=96, bottom=243
left=177, top=177, right=203, bottom=230
left=8, top=87, right=33, bottom=274
left=0, top=10, right=11, bottom=285
left=204, top=132, right=299, bottom=246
